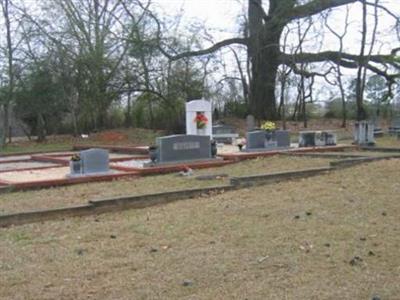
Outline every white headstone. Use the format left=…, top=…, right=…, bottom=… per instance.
left=185, top=99, right=212, bottom=137
left=353, top=121, right=375, bottom=145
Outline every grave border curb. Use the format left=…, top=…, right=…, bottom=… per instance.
left=0, top=185, right=233, bottom=227
left=230, top=166, right=332, bottom=187
left=1, top=150, right=400, bottom=228
left=361, top=146, right=400, bottom=152
left=329, top=154, right=400, bottom=168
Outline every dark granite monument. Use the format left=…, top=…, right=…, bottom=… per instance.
left=156, top=134, right=211, bottom=163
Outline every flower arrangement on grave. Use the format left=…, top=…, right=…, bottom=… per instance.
left=71, top=154, right=81, bottom=161
left=194, top=112, right=208, bottom=129
left=260, top=121, right=276, bottom=131
left=70, top=153, right=82, bottom=175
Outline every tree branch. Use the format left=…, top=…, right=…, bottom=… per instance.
left=289, top=0, right=358, bottom=21
left=162, top=38, right=248, bottom=61
left=281, top=51, right=400, bottom=81
left=281, top=51, right=397, bottom=66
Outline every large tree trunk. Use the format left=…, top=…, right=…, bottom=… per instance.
left=248, top=0, right=284, bottom=121
left=1, top=0, right=14, bottom=144
left=249, top=53, right=279, bottom=120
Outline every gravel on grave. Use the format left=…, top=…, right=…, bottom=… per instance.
left=113, top=159, right=151, bottom=168
left=216, top=144, right=240, bottom=154
left=0, top=167, right=123, bottom=183
left=0, top=155, right=32, bottom=163
left=0, top=161, right=60, bottom=172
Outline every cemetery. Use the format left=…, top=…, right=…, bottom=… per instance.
left=1, top=0, right=400, bottom=298
left=2, top=96, right=400, bottom=300
left=0, top=100, right=358, bottom=190
left=0, top=107, right=399, bottom=203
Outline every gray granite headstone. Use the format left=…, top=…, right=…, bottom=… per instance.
left=212, top=124, right=235, bottom=135
left=212, top=124, right=238, bottom=144
left=246, top=130, right=266, bottom=149
left=299, top=131, right=336, bottom=147
left=275, top=130, right=290, bottom=147
left=299, top=131, right=316, bottom=147
left=389, top=116, right=400, bottom=135
left=392, top=117, right=400, bottom=128
left=156, top=134, right=211, bottom=163
left=246, top=115, right=255, bottom=131
left=80, top=148, right=110, bottom=174
left=324, top=131, right=337, bottom=145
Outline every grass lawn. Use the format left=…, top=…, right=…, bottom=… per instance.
left=0, top=159, right=399, bottom=299
left=0, top=156, right=331, bottom=214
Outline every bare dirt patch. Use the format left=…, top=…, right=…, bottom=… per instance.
left=0, top=159, right=399, bottom=299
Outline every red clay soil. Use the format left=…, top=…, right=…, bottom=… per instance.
left=97, top=131, right=128, bottom=142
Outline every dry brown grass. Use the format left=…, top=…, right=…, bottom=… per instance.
left=0, top=156, right=331, bottom=214
left=375, top=135, right=400, bottom=147
left=1, top=159, right=400, bottom=299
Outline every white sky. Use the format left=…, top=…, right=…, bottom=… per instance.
left=152, top=0, right=399, bottom=53
left=151, top=0, right=400, bottom=103
left=153, top=0, right=243, bottom=38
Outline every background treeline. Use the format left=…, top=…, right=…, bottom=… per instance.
left=0, top=0, right=399, bottom=143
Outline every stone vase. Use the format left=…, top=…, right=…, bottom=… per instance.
left=265, top=130, right=273, bottom=141
left=149, top=146, right=158, bottom=163
left=70, top=160, right=82, bottom=175
left=211, top=140, right=217, bottom=157
left=197, top=127, right=206, bottom=135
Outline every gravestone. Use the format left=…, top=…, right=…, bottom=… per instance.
left=246, top=115, right=256, bottom=131
left=246, top=130, right=266, bottom=149
left=324, top=131, right=337, bottom=145
left=315, top=131, right=327, bottom=146
left=156, top=134, right=211, bottom=163
left=80, top=148, right=110, bottom=174
left=212, top=124, right=239, bottom=144
left=212, top=124, right=235, bottom=135
left=275, top=130, right=291, bottom=147
left=299, top=131, right=316, bottom=147
left=299, top=131, right=337, bottom=147
left=246, top=130, right=291, bottom=151
left=185, top=99, right=212, bottom=137
left=370, top=117, right=383, bottom=137
left=353, top=121, right=375, bottom=145
left=389, top=117, right=400, bottom=135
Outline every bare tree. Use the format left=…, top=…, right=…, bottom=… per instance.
left=0, top=0, right=15, bottom=144
left=325, top=6, right=350, bottom=127
left=162, top=0, right=400, bottom=121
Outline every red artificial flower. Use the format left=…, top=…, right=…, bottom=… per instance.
left=194, top=113, right=208, bottom=129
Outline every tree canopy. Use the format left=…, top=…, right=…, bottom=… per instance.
left=163, top=0, right=400, bottom=120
